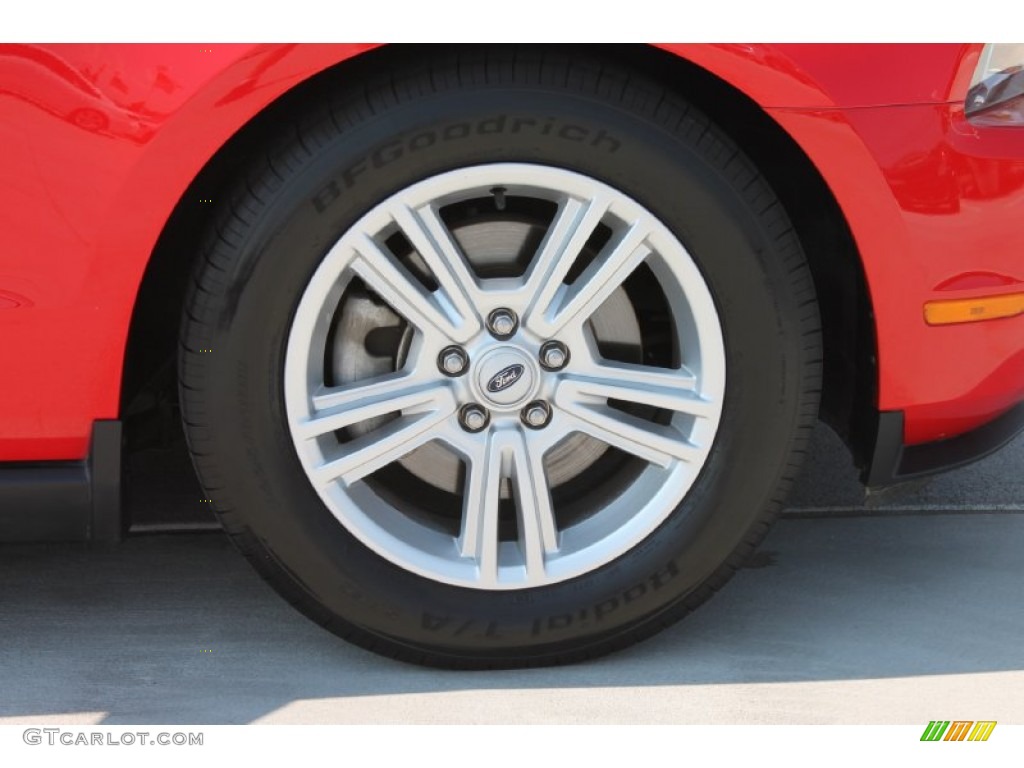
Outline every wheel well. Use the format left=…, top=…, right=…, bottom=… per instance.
left=601, top=45, right=878, bottom=468
left=120, top=46, right=405, bottom=446
left=120, top=44, right=878, bottom=483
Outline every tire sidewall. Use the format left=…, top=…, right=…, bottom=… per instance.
left=195, top=86, right=810, bottom=661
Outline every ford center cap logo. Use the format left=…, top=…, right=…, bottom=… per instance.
left=487, top=364, right=525, bottom=393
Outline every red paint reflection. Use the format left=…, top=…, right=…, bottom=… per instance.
left=0, top=44, right=159, bottom=143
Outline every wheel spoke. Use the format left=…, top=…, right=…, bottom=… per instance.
left=563, top=361, right=716, bottom=420
left=311, top=389, right=457, bottom=486
left=387, top=201, right=484, bottom=333
left=522, top=194, right=612, bottom=326
left=508, top=431, right=559, bottom=584
left=351, top=233, right=473, bottom=343
left=458, top=432, right=504, bottom=586
left=297, top=374, right=443, bottom=440
left=529, top=219, right=651, bottom=337
left=458, top=429, right=559, bottom=586
left=556, top=397, right=702, bottom=467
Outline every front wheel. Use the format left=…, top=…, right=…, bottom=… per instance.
left=179, top=50, right=821, bottom=668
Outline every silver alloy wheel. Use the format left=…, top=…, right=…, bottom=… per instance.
left=284, top=163, right=726, bottom=590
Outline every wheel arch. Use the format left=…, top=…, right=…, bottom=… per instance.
left=610, top=45, right=880, bottom=470
left=120, top=43, right=879, bottom=483
left=120, top=45, right=386, bottom=422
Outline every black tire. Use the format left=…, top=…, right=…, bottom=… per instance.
left=179, top=49, right=821, bottom=668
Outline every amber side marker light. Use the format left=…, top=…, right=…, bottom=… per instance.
left=925, top=292, right=1024, bottom=325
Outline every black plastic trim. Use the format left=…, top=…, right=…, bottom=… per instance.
left=865, top=403, right=1024, bottom=487
left=0, top=420, right=123, bottom=542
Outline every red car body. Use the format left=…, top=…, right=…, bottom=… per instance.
left=1, top=43, right=1022, bottom=538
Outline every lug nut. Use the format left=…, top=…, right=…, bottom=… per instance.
left=487, top=308, right=518, bottom=339
left=521, top=400, right=552, bottom=429
left=539, top=340, right=569, bottom=371
left=459, top=403, right=490, bottom=433
left=438, top=345, right=469, bottom=376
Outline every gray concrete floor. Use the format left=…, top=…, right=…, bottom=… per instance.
left=1, top=425, right=1021, bottom=725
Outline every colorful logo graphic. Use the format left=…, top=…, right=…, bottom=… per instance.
left=920, top=721, right=997, bottom=742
